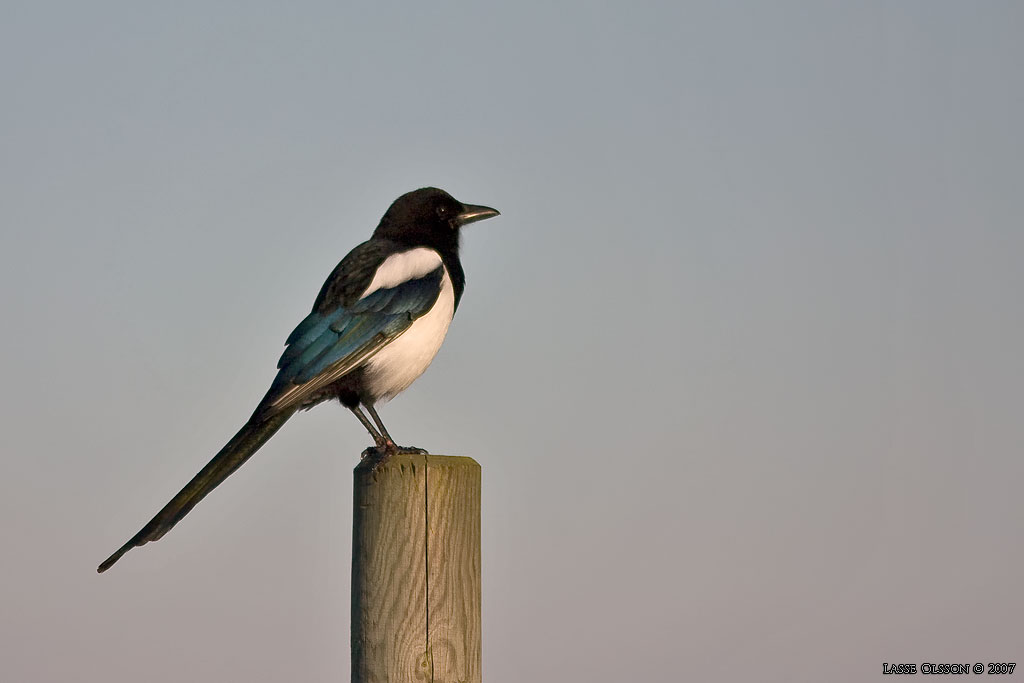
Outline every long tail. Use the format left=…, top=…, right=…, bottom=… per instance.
left=97, top=409, right=295, bottom=573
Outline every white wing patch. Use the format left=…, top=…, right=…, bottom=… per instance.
left=361, top=247, right=443, bottom=299
left=362, top=266, right=456, bottom=402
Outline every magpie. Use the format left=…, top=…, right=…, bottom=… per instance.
left=98, top=187, right=499, bottom=573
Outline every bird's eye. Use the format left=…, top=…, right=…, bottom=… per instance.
left=436, top=205, right=450, bottom=218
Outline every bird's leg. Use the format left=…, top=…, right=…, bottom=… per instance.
left=363, top=403, right=396, bottom=448
left=348, top=406, right=390, bottom=459
left=364, top=403, right=427, bottom=455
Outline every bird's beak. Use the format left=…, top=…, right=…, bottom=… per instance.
left=455, top=203, right=500, bottom=227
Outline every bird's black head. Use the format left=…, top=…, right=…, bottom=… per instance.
left=373, top=187, right=499, bottom=251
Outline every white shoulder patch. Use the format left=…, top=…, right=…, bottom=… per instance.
left=360, top=247, right=443, bottom=299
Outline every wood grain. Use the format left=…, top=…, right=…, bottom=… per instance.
left=351, top=454, right=481, bottom=683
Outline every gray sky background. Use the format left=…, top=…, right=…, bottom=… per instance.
left=2, top=2, right=1021, bottom=681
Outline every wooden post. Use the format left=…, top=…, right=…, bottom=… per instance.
left=351, top=454, right=481, bottom=683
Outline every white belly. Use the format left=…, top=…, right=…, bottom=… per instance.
left=361, top=268, right=455, bottom=402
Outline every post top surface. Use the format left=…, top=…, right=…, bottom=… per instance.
left=353, top=452, right=480, bottom=475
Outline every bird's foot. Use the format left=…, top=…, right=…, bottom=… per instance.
left=359, top=442, right=428, bottom=463
left=367, top=435, right=428, bottom=455
left=360, top=434, right=395, bottom=460
left=359, top=444, right=429, bottom=473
